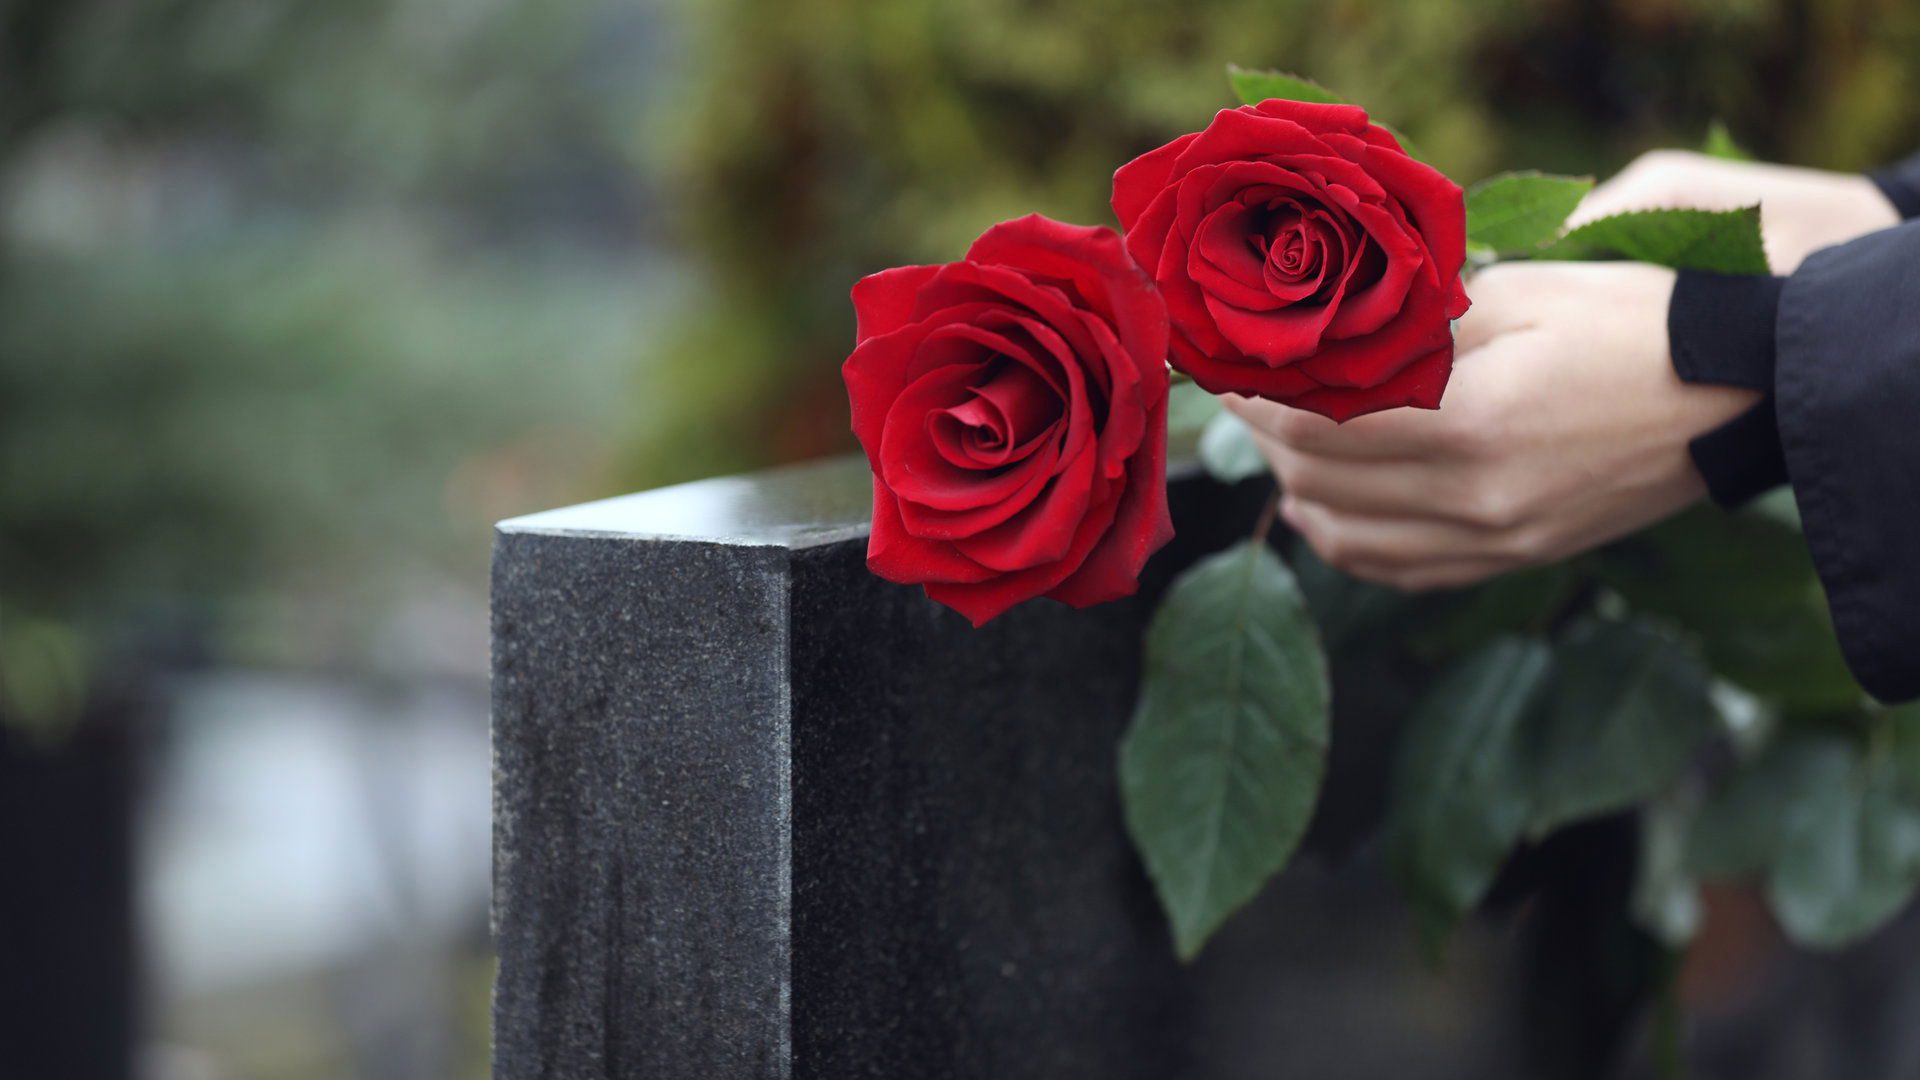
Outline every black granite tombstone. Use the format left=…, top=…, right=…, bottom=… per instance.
left=489, top=456, right=1522, bottom=1080
left=490, top=454, right=1920, bottom=1080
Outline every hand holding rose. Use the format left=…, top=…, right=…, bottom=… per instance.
left=1229, top=262, right=1760, bottom=591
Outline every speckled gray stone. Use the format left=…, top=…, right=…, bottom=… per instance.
left=491, top=456, right=1275, bottom=1079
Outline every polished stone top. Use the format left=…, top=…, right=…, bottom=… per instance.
left=498, top=442, right=1205, bottom=550
left=498, top=455, right=875, bottom=549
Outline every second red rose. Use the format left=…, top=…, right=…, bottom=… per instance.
left=1113, top=99, right=1470, bottom=422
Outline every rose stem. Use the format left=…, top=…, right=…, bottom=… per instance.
left=1251, top=485, right=1282, bottom=546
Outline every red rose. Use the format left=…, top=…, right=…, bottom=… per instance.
left=1113, top=99, right=1470, bottom=422
left=843, top=214, right=1174, bottom=626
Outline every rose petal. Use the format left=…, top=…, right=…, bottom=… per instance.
left=851, top=265, right=943, bottom=343
left=1167, top=331, right=1321, bottom=399
left=866, top=483, right=997, bottom=585
left=1046, top=400, right=1173, bottom=607
left=911, top=262, right=1104, bottom=373
left=953, top=443, right=1098, bottom=572
left=1113, top=131, right=1201, bottom=227
left=1355, top=138, right=1469, bottom=290
left=843, top=300, right=1007, bottom=460
left=1292, top=272, right=1456, bottom=388
left=1170, top=106, right=1348, bottom=177
left=1248, top=98, right=1373, bottom=137
left=1190, top=197, right=1305, bottom=311
left=1287, top=343, right=1454, bottom=422
left=966, top=213, right=1169, bottom=396
left=923, top=467, right=1124, bottom=626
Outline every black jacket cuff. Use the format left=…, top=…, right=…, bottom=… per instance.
left=1688, top=396, right=1788, bottom=507
left=1667, top=270, right=1789, bottom=506
left=1869, top=151, right=1920, bottom=220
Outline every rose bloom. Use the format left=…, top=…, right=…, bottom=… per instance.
left=1113, top=99, right=1469, bottom=422
left=842, top=215, right=1173, bottom=626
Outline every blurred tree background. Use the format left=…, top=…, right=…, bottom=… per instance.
left=0, top=0, right=1916, bottom=1075
left=0, top=0, right=675, bottom=727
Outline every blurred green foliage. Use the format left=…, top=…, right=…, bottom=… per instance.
left=654, top=0, right=1920, bottom=481
left=0, top=0, right=672, bottom=714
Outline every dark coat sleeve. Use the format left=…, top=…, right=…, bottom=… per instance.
left=1776, top=219, right=1920, bottom=703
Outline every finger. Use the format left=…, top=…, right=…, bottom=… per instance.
left=1281, top=495, right=1516, bottom=569
left=1255, top=434, right=1488, bottom=526
left=1454, top=264, right=1538, bottom=352
left=1225, top=393, right=1453, bottom=462
left=1338, top=555, right=1517, bottom=593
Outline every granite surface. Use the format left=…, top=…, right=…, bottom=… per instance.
left=492, top=453, right=1920, bottom=1080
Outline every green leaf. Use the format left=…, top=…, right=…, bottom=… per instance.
left=1593, top=507, right=1859, bottom=716
left=1685, top=732, right=1842, bottom=880
left=1746, top=487, right=1803, bottom=530
left=1226, top=64, right=1345, bottom=106
left=1768, top=743, right=1920, bottom=949
left=1197, top=410, right=1268, bottom=484
left=1887, top=704, right=1920, bottom=800
left=1523, top=620, right=1716, bottom=837
left=1120, top=540, right=1331, bottom=960
left=1632, top=788, right=1704, bottom=947
left=1384, top=637, right=1550, bottom=956
left=1288, top=539, right=1411, bottom=650
left=1465, top=171, right=1594, bottom=254
left=1407, top=563, right=1578, bottom=660
left=1167, top=378, right=1224, bottom=440
left=1702, top=120, right=1752, bottom=162
left=1542, top=206, right=1769, bottom=274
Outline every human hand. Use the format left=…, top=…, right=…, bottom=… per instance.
left=1570, top=149, right=1899, bottom=273
left=1226, top=262, right=1761, bottom=592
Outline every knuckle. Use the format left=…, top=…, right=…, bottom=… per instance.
left=1271, top=407, right=1327, bottom=448
left=1494, top=523, right=1551, bottom=563
left=1442, top=386, right=1524, bottom=460
left=1315, top=535, right=1351, bottom=568
left=1380, top=567, right=1431, bottom=594
left=1461, top=481, right=1522, bottom=529
left=1438, top=408, right=1500, bottom=460
left=1311, top=528, right=1358, bottom=571
left=1273, top=457, right=1320, bottom=498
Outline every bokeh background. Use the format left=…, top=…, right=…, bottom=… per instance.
left=2, top=0, right=1917, bottom=1076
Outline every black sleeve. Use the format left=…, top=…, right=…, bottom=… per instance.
left=1667, top=271, right=1788, bottom=507
left=1776, top=220, right=1920, bottom=703
left=1869, top=151, right=1920, bottom=220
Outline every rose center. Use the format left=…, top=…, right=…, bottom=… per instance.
left=928, top=358, right=1062, bottom=468
left=1260, top=204, right=1333, bottom=285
